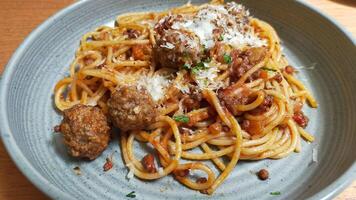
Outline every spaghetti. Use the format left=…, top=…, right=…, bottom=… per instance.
left=54, top=0, right=317, bottom=195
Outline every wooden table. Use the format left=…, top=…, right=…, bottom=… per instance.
left=0, top=0, right=355, bottom=199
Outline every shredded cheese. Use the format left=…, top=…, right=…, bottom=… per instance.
left=158, top=167, right=164, bottom=176
left=174, top=81, right=190, bottom=94
left=160, top=42, right=175, bottom=49
left=193, top=63, right=224, bottom=90
left=137, top=75, right=170, bottom=101
left=170, top=2, right=266, bottom=49
left=115, top=73, right=139, bottom=85
left=126, top=163, right=134, bottom=180
left=86, top=98, right=97, bottom=106
left=115, top=72, right=170, bottom=101
left=181, top=127, right=194, bottom=135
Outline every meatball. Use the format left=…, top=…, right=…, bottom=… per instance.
left=58, top=104, right=110, bottom=160
left=154, top=15, right=203, bottom=68
left=107, top=86, right=158, bottom=131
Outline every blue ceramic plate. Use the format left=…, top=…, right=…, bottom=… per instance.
left=0, top=0, right=355, bottom=199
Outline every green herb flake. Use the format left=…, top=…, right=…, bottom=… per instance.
left=191, top=67, right=199, bottom=74
left=191, top=62, right=207, bottom=74
left=173, top=115, right=190, bottom=123
left=196, top=62, right=205, bottom=69
left=261, top=67, right=277, bottom=72
left=270, top=191, right=281, bottom=196
left=223, top=54, right=232, bottom=64
left=218, top=35, right=224, bottom=41
left=126, top=191, right=136, bottom=198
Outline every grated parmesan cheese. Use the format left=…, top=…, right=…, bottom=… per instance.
left=126, top=163, right=134, bottom=180
left=86, top=98, right=97, bottom=106
left=181, top=127, right=194, bottom=135
left=160, top=42, right=175, bottom=49
left=193, top=63, right=224, bottom=90
left=115, top=73, right=139, bottom=85
left=174, top=81, right=190, bottom=94
left=158, top=167, right=164, bottom=176
left=170, top=3, right=266, bottom=49
left=137, top=75, right=171, bottom=101
left=115, top=72, right=171, bottom=101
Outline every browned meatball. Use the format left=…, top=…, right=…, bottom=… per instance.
left=107, top=86, right=158, bottom=131
left=58, top=104, right=110, bottom=160
left=154, top=15, right=203, bottom=68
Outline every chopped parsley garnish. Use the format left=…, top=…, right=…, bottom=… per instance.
left=173, top=115, right=190, bottom=123
left=126, top=191, right=136, bottom=198
left=262, top=67, right=277, bottom=72
left=196, top=62, right=205, bottom=68
left=191, top=67, right=200, bottom=74
left=223, top=54, right=232, bottom=64
left=218, top=35, right=224, bottom=41
left=270, top=191, right=281, bottom=195
left=191, top=62, right=207, bottom=74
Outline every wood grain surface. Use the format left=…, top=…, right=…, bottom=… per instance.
left=0, top=0, right=355, bottom=199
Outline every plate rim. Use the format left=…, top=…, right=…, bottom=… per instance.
left=0, top=0, right=355, bottom=199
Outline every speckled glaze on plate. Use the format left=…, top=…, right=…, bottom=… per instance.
left=0, top=0, right=355, bottom=199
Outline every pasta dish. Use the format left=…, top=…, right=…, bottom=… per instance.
left=54, top=0, right=317, bottom=195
